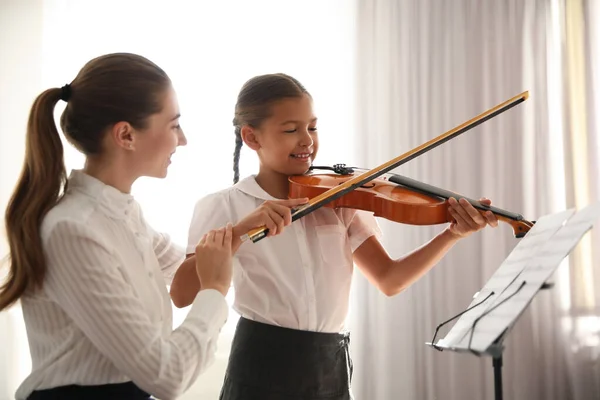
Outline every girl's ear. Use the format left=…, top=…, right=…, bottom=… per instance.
left=241, top=125, right=261, bottom=151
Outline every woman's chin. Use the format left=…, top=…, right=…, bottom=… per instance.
left=147, top=165, right=169, bottom=179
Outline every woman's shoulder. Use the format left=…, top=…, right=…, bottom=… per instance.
left=40, top=192, right=103, bottom=243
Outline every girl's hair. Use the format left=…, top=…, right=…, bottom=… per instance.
left=0, top=53, right=171, bottom=311
left=232, top=73, right=310, bottom=184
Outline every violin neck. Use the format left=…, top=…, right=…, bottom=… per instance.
left=387, top=174, right=524, bottom=222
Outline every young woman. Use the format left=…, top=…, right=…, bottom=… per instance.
left=0, top=54, right=301, bottom=400
left=170, top=73, right=498, bottom=399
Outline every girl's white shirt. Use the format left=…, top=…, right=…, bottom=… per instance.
left=187, top=175, right=382, bottom=333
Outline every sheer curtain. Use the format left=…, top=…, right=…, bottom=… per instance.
left=3, top=1, right=599, bottom=399
left=0, top=1, right=356, bottom=399
left=348, top=0, right=600, bottom=399
left=560, top=0, right=600, bottom=396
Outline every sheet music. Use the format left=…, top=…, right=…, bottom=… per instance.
left=464, top=202, right=600, bottom=352
left=436, top=202, right=600, bottom=352
left=435, top=209, right=575, bottom=348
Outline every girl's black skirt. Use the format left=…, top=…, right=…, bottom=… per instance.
left=219, top=316, right=354, bottom=400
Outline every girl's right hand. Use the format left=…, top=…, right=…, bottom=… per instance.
left=233, top=198, right=309, bottom=248
left=194, top=223, right=233, bottom=297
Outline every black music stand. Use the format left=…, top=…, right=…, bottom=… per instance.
left=425, top=202, right=600, bottom=400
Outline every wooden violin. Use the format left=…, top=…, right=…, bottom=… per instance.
left=288, top=165, right=534, bottom=238
left=241, top=91, right=530, bottom=243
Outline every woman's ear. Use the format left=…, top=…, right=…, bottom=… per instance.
left=110, top=121, right=136, bottom=150
left=241, top=125, right=261, bottom=151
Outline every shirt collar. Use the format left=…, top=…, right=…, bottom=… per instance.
left=67, top=169, right=136, bottom=219
left=234, top=175, right=279, bottom=201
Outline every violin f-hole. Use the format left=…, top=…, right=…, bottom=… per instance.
left=338, top=182, right=375, bottom=189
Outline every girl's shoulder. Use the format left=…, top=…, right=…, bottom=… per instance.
left=192, top=183, right=259, bottom=215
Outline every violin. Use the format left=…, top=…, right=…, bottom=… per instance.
left=241, top=91, right=531, bottom=243
left=288, top=165, right=534, bottom=238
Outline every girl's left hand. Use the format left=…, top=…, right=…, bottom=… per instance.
left=447, top=197, right=498, bottom=239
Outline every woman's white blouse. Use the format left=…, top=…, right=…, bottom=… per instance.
left=15, top=170, right=228, bottom=400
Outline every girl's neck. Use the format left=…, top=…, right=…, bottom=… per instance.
left=255, top=167, right=290, bottom=199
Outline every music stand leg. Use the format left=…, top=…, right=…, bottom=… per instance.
left=493, top=354, right=503, bottom=400
left=488, top=282, right=552, bottom=400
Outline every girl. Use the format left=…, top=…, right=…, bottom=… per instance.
left=0, top=54, right=301, bottom=400
left=169, top=73, right=498, bottom=399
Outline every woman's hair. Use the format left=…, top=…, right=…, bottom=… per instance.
left=232, top=73, right=310, bottom=184
left=0, top=53, right=171, bottom=311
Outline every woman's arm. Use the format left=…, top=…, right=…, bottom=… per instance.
left=170, top=222, right=254, bottom=307
left=170, top=254, right=200, bottom=308
left=151, top=229, right=185, bottom=285
left=44, top=220, right=228, bottom=400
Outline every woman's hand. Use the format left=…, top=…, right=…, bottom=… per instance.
left=194, top=223, right=234, bottom=296
left=446, top=197, right=498, bottom=239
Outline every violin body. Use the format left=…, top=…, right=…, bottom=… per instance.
left=289, top=173, right=452, bottom=226
left=288, top=167, right=534, bottom=238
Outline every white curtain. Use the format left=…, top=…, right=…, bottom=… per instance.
left=3, top=1, right=599, bottom=400
left=348, top=0, right=600, bottom=399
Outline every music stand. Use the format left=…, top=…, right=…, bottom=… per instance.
left=425, top=202, right=600, bottom=400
